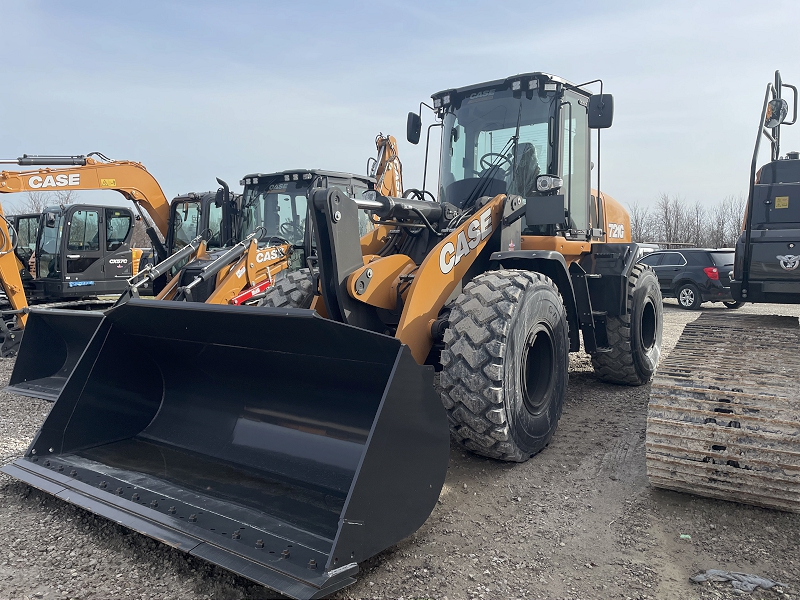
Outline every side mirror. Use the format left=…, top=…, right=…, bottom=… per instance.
left=588, top=94, right=614, bottom=129
left=407, top=112, right=422, bottom=145
left=765, top=98, right=789, bottom=129
left=45, top=213, right=56, bottom=228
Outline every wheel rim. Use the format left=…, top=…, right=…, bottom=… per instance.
left=679, top=287, right=695, bottom=307
left=520, top=327, right=554, bottom=416
left=640, top=299, right=657, bottom=351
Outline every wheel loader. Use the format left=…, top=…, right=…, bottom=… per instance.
left=646, top=71, right=800, bottom=513
left=2, top=72, right=662, bottom=599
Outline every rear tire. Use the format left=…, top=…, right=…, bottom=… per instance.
left=723, top=300, right=744, bottom=309
left=257, top=269, right=314, bottom=309
left=676, top=282, right=702, bottom=310
left=439, top=270, right=569, bottom=462
left=592, top=264, right=662, bottom=385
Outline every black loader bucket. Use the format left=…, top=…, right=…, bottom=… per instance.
left=6, top=309, right=105, bottom=401
left=2, top=300, right=449, bottom=599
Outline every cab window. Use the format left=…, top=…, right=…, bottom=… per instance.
left=106, top=210, right=131, bottom=251
left=68, top=210, right=100, bottom=252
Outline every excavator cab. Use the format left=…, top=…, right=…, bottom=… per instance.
left=27, top=204, right=137, bottom=300
left=9, top=213, right=39, bottom=276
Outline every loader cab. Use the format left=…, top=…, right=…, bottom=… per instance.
left=431, top=73, right=603, bottom=241
left=29, top=204, right=136, bottom=301
left=239, top=170, right=374, bottom=270
left=165, top=190, right=234, bottom=257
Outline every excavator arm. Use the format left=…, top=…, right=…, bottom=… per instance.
left=0, top=155, right=171, bottom=235
left=369, top=134, right=403, bottom=197
left=0, top=203, right=28, bottom=327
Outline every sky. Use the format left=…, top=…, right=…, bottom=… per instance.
left=1, top=0, right=800, bottom=214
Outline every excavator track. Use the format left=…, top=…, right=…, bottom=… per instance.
left=646, top=312, right=800, bottom=513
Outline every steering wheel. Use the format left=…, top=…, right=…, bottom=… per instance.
left=279, top=221, right=301, bottom=240
left=479, top=152, right=512, bottom=171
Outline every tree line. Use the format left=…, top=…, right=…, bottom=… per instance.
left=628, top=194, right=745, bottom=249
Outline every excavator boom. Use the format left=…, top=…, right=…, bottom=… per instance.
left=0, top=155, right=170, bottom=235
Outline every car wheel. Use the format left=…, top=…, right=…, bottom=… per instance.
left=723, top=300, right=744, bottom=309
left=677, top=283, right=702, bottom=310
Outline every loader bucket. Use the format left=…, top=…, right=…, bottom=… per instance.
left=6, top=309, right=105, bottom=401
left=2, top=300, right=449, bottom=599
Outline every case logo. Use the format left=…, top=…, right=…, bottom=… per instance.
left=439, top=208, right=493, bottom=274
left=777, top=255, right=800, bottom=270
left=28, top=173, right=80, bottom=188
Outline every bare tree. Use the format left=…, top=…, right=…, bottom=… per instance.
left=14, top=189, right=78, bottom=214
left=627, top=199, right=654, bottom=243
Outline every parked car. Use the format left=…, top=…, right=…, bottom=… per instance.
left=637, top=248, right=742, bottom=310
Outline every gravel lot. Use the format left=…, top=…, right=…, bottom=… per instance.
left=1, top=300, right=799, bottom=600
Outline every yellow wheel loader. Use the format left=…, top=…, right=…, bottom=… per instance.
left=2, top=73, right=662, bottom=599
left=647, top=71, right=800, bottom=512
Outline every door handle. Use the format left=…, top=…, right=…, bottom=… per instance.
left=67, top=254, right=81, bottom=259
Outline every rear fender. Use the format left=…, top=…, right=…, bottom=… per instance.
left=488, top=250, right=580, bottom=352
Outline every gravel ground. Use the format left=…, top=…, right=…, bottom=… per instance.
left=1, top=299, right=799, bottom=600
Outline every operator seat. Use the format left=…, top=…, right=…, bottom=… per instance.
left=508, top=142, right=540, bottom=197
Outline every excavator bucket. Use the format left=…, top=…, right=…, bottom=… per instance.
left=2, top=299, right=450, bottom=599
left=6, top=309, right=105, bottom=401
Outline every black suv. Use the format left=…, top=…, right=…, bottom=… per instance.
left=638, top=249, right=742, bottom=310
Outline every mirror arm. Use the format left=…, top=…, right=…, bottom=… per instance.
left=422, top=122, right=443, bottom=197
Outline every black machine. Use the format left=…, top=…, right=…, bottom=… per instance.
left=732, top=70, right=800, bottom=304
left=25, top=203, right=139, bottom=301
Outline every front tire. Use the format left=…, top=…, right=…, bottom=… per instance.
left=257, top=269, right=314, bottom=309
left=592, top=264, right=662, bottom=385
left=677, top=282, right=702, bottom=310
left=439, top=270, right=569, bottom=462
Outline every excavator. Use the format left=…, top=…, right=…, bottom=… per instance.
left=646, top=71, right=800, bottom=513
left=1, top=73, right=662, bottom=599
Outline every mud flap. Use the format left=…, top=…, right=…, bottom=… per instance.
left=6, top=309, right=105, bottom=401
left=2, top=299, right=450, bottom=599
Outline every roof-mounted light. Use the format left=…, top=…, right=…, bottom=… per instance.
left=292, top=174, right=299, bottom=181
left=252, top=177, right=258, bottom=184
left=544, top=83, right=557, bottom=92
left=284, top=175, right=291, bottom=181
left=433, top=97, right=442, bottom=109
left=239, top=179, right=245, bottom=186
left=302, top=173, right=313, bottom=180
left=442, top=94, right=451, bottom=105
left=529, top=79, right=539, bottom=90
left=511, top=80, right=522, bottom=91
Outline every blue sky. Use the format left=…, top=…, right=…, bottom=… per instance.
left=2, top=0, right=800, bottom=213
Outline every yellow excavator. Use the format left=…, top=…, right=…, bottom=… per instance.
left=1, top=72, right=663, bottom=599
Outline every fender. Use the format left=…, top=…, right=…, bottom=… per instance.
left=489, top=250, right=580, bottom=352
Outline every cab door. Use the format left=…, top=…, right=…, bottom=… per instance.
left=104, top=208, right=134, bottom=280
left=63, top=206, right=104, bottom=287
